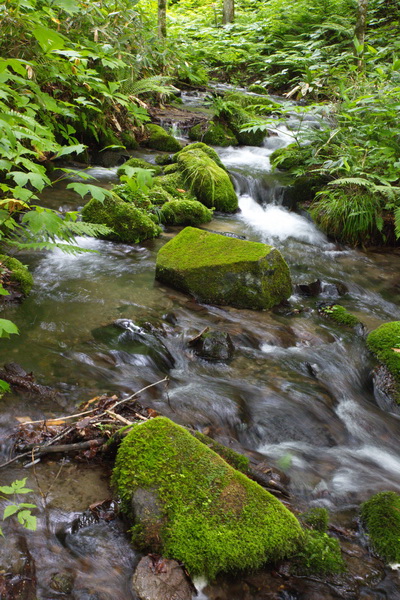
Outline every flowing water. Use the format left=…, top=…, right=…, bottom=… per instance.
left=1, top=105, right=400, bottom=598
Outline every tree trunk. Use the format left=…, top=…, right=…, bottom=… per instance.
left=222, top=0, right=234, bottom=24
left=158, top=0, right=167, bottom=38
left=355, top=0, right=368, bottom=70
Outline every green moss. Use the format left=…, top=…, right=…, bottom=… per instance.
left=270, top=143, right=313, bottom=172
left=193, top=431, right=249, bottom=473
left=112, top=184, right=153, bottom=210
left=224, top=104, right=266, bottom=146
left=155, top=227, right=292, bottom=310
left=144, top=124, right=182, bottom=152
left=0, top=254, right=33, bottom=296
left=176, top=149, right=238, bottom=212
left=320, top=305, right=361, bottom=328
left=81, top=196, right=161, bottom=243
left=188, top=121, right=238, bottom=147
left=299, top=507, right=329, bottom=532
left=360, top=491, right=400, bottom=563
left=224, top=91, right=281, bottom=112
left=160, top=200, right=213, bottom=226
left=117, top=157, right=162, bottom=178
left=163, top=163, right=180, bottom=174
left=174, top=142, right=226, bottom=171
left=294, top=530, right=345, bottom=575
left=155, top=154, right=174, bottom=166
left=120, top=131, right=139, bottom=150
left=147, top=187, right=174, bottom=206
left=248, top=84, right=269, bottom=95
left=112, top=416, right=303, bottom=579
left=153, top=172, right=196, bottom=202
left=367, top=322, right=400, bottom=402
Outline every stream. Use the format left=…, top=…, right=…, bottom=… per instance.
left=1, top=96, right=400, bottom=599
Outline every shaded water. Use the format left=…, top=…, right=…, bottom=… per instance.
left=1, top=112, right=400, bottom=597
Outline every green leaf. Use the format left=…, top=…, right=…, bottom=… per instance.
left=66, top=183, right=112, bottom=202
left=32, top=26, right=65, bottom=53
left=17, top=510, right=37, bottom=531
left=22, top=210, right=63, bottom=235
left=0, top=319, right=19, bottom=339
left=55, top=143, right=86, bottom=159
left=3, top=504, right=21, bottom=519
left=0, top=380, right=10, bottom=393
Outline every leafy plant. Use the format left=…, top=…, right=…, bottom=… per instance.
left=0, top=478, right=37, bottom=536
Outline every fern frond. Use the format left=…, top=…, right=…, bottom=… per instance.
left=61, top=221, right=113, bottom=237
left=121, top=75, right=177, bottom=97
left=328, top=177, right=376, bottom=189
left=395, top=207, right=400, bottom=239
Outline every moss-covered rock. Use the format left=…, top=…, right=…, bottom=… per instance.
left=155, top=154, right=174, bottom=166
left=81, top=196, right=161, bottom=243
left=319, top=304, right=361, bottom=328
left=162, top=163, right=180, bottom=175
left=176, top=149, right=238, bottom=212
left=225, top=91, right=281, bottom=112
left=270, top=143, right=313, bottom=172
left=192, top=431, right=249, bottom=473
left=367, top=321, right=400, bottom=403
left=160, top=200, right=213, bottom=226
left=0, top=254, right=33, bottom=297
left=153, top=172, right=196, bottom=202
left=144, top=124, right=182, bottom=152
left=155, top=227, right=292, bottom=310
left=117, top=157, right=162, bottom=178
left=188, top=121, right=238, bottom=147
left=224, top=105, right=266, bottom=146
left=294, top=530, right=345, bottom=575
left=120, top=131, right=139, bottom=150
left=299, top=507, right=329, bottom=532
left=360, top=491, right=400, bottom=563
left=112, top=416, right=303, bottom=579
left=174, top=142, right=226, bottom=171
left=112, top=184, right=153, bottom=210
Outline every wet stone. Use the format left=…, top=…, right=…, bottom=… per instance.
left=189, top=329, right=235, bottom=361
left=132, top=555, right=193, bottom=600
left=50, top=572, right=74, bottom=594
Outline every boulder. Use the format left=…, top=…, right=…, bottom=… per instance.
left=155, top=227, right=292, bottom=310
left=112, top=416, right=303, bottom=579
left=188, top=121, right=238, bottom=147
left=160, top=199, right=213, bottom=226
left=174, top=142, right=227, bottom=171
left=367, top=321, right=400, bottom=404
left=188, top=328, right=234, bottom=361
left=132, top=556, right=193, bottom=600
left=360, top=491, right=400, bottom=563
left=81, top=195, right=161, bottom=243
left=0, top=254, right=33, bottom=298
left=117, top=157, right=162, bottom=178
left=144, top=124, right=182, bottom=152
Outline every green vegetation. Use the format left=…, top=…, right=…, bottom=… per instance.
left=144, top=124, right=182, bottom=152
left=0, top=478, right=37, bottom=536
left=360, top=491, right=400, bottom=563
left=294, top=530, right=346, bottom=575
left=160, top=199, right=213, bottom=225
left=0, top=255, right=33, bottom=297
left=367, top=322, right=400, bottom=402
left=320, top=305, right=361, bottom=328
left=113, top=416, right=303, bottom=579
left=192, top=431, right=250, bottom=473
left=155, top=227, right=292, bottom=310
left=189, top=121, right=238, bottom=147
left=117, top=158, right=162, bottom=178
left=175, top=142, right=227, bottom=171
left=299, top=507, right=329, bottom=532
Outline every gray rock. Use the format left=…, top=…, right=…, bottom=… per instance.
left=132, top=555, right=193, bottom=600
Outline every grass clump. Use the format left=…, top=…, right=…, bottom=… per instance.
left=144, top=124, right=182, bottom=152
left=367, top=321, right=400, bottom=402
left=112, top=416, right=304, bottom=579
left=0, top=254, right=33, bottom=296
left=360, top=491, right=400, bottom=563
left=294, top=530, right=345, bottom=575
left=320, top=304, right=360, bottom=328
left=160, top=199, right=213, bottom=226
left=81, top=196, right=161, bottom=243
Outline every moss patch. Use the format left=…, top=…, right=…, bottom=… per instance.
left=294, top=530, right=345, bottom=575
left=144, top=124, right=182, bottom=152
left=270, top=143, right=313, bottom=172
left=176, top=148, right=238, bottom=212
left=360, top=491, right=400, bottom=563
left=117, top=157, right=162, bottom=178
left=192, top=432, right=249, bottom=473
left=81, top=196, right=161, bottom=243
left=153, top=172, right=196, bottom=201
left=120, top=131, right=139, bottom=150
left=160, top=200, right=213, bottom=226
left=248, top=84, right=269, bottom=95
left=367, top=321, right=400, bottom=402
left=188, top=121, right=238, bottom=147
left=174, top=142, right=226, bottom=171
left=0, top=254, right=33, bottom=296
left=112, top=416, right=303, bottom=579
left=155, top=227, right=292, bottom=310
left=319, top=304, right=361, bottom=328
left=299, top=507, right=329, bottom=532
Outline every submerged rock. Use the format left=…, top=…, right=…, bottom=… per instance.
left=112, top=416, right=303, bottom=579
left=155, top=227, right=292, bottom=310
left=188, top=328, right=234, bottom=361
left=132, top=555, right=193, bottom=600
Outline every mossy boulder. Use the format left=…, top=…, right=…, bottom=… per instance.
left=160, top=200, right=213, bottom=226
left=153, top=172, right=196, bottom=202
left=319, top=304, right=361, bottom=328
left=224, top=91, right=281, bottom=112
left=176, top=149, right=238, bottom=212
left=81, top=196, right=161, bottom=243
left=174, top=142, right=226, bottom=171
left=360, top=491, right=400, bottom=563
left=0, top=254, right=33, bottom=297
left=367, top=321, right=400, bottom=403
left=117, top=157, right=162, bottom=178
left=112, top=416, right=303, bottom=579
left=248, top=84, right=269, bottom=95
left=155, top=227, right=292, bottom=310
left=144, top=124, right=182, bottom=153
left=224, top=105, right=266, bottom=146
left=188, top=121, right=238, bottom=147
left=120, top=131, right=139, bottom=150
